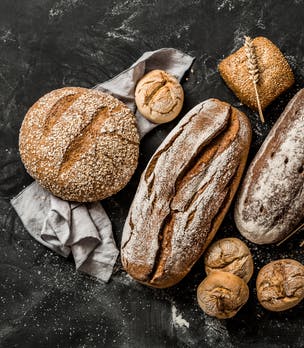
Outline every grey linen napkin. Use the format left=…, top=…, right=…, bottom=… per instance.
left=11, top=48, right=194, bottom=282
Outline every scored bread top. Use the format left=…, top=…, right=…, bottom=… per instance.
left=121, top=99, right=251, bottom=288
left=19, top=87, right=140, bottom=202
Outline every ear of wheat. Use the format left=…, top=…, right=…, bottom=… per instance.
left=244, top=36, right=265, bottom=123
left=277, top=222, right=304, bottom=246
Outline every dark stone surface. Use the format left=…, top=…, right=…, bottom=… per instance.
left=0, top=0, right=303, bottom=347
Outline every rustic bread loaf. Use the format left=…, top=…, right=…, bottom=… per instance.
left=135, top=70, right=184, bottom=124
left=234, top=88, right=304, bottom=244
left=121, top=99, right=252, bottom=288
left=218, top=37, right=294, bottom=111
left=19, top=87, right=140, bottom=202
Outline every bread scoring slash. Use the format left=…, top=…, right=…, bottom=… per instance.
left=121, top=99, right=252, bottom=288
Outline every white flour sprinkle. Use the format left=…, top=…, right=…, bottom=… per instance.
left=171, top=304, right=190, bottom=329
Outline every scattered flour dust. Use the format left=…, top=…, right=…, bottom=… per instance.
left=49, top=0, right=83, bottom=18
left=171, top=304, right=190, bottom=329
left=216, top=0, right=246, bottom=11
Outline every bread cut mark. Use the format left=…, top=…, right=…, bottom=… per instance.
left=150, top=100, right=179, bottom=115
left=145, top=106, right=208, bottom=183
left=147, top=174, right=155, bottom=197
left=144, top=128, right=184, bottom=181
left=42, top=92, right=83, bottom=135
left=105, top=130, right=139, bottom=146
left=149, top=212, right=175, bottom=283
left=58, top=106, right=108, bottom=175
left=172, top=109, right=238, bottom=208
left=144, top=80, right=167, bottom=105
left=206, top=254, right=250, bottom=271
left=121, top=214, right=135, bottom=250
left=184, top=207, right=198, bottom=231
left=144, top=107, right=207, bottom=184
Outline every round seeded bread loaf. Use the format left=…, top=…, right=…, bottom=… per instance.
left=19, top=87, right=140, bottom=202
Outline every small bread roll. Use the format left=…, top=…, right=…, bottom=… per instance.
left=135, top=69, right=184, bottom=124
left=197, top=271, right=249, bottom=319
left=204, top=237, right=254, bottom=283
left=256, top=259, right=304, bottom=312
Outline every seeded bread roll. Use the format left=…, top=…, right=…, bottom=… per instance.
left=218, top=37, right=294, bottom=111
left=121, top=99, right=252, bottom=288
left=19, top=87, right=140, bottom=202
left=235, top=88, right=304, bottom=244
left=135, top=70, right=184, bottom=124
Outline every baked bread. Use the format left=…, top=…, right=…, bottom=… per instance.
left=19, top=87, right=140, bottom=202
left=234, top=88, right=304, bottom=244
left=197, top=271, right=249, bottom=319
left=121, top=99, right=252, bottom=288
left=204, top=237, right=254, bottom=283
left=218, top=37, right=294, bottom=111
left=256, top=259, right=304, bottom=312
left=135, top=69, right=184, bottom=123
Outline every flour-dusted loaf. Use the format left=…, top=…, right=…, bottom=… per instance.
left=19, top=87, right=140, bottom=202
left=235, top=89, right=304, bottom=244
left=121, top=99, right=252, bottom=288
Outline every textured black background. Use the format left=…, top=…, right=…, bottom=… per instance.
left=0, top=1, right=303, bottom=347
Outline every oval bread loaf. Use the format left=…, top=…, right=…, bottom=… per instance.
left=19, top=87, right=140, bottom=202
left=121, top=99, right=252, bottom=288
left=235, top=88, right=304, bottom=244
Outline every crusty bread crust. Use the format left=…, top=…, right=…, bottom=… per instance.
left=218, top=37, right=294, bottom=111
left=19, top=87, right=139, bottom=202
left=121, top=99, right=252, bottom=288
left=235, top=88, right=304, bottom=244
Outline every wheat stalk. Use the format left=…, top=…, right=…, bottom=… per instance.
left=244, top=36, right=265, bottom=123
left=276, top=222, right=304, bottom=246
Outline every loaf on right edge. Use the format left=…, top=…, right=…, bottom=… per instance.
left=235, top=89, right=304, bottom=244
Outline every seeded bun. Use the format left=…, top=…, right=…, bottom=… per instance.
left=19, top=87, right=140, bottom=202
left=135, top=70, right=184, bottom=124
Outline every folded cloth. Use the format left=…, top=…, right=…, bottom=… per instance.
left=11, top=48, right=194, bottom=282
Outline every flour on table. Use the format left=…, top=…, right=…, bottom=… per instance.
left=171, top=304, right=189, bottom=329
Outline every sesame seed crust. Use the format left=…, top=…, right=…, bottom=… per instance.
left=19, top=87, right=140, bottom=202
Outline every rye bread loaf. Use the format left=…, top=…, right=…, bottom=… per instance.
left=235, top=89, right=304, bottom=244
left=121, top=99, right=252, bottom=288
left=19, top=87, right=140, bottom=202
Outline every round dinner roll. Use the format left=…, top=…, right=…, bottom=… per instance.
left=135, top=69, right=184, bottom=124
left=19, top=87, right=140, bottom=202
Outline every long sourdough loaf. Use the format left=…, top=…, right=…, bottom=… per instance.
left=121, top=99, right=252, bottom=288
left=235, top=89, right=304, bottom=244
